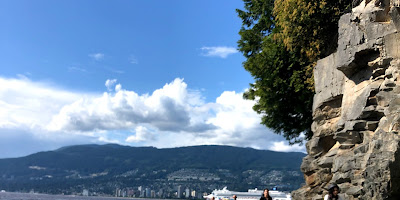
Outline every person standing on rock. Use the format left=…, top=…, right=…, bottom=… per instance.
left=232, top=195, right=237, bottom=200
left=260, top=188, right=272, bottom=200
left=324, top=184, right=343, bottom=200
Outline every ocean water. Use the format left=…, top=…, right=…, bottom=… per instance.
left=0, top=192, right=163, bottom=200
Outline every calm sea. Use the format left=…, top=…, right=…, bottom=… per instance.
left=0, top=192, right=166, bottom=200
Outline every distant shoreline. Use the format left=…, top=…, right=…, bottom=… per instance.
left=0, top=191, right=179, bottom=200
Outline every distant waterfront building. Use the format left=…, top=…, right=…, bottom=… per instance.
left=138, top=186, right=142, bottom=191
left=126, top=189, right=133, bottom=197
left=158, top=188, right=164, bottom=197
left=115, top=188, right=121, bottom=197
left=191, top=190, right=196, bottom=198
left=185, top=188, right=190, bottom=198
left=177, top=185, right=182, bottom=198
left=138, top=186, right=144, bottom=198
left=122, top=190, right=127, bottom=197
left=82, top=189, right=89, bottom=196
left=151, top=189, right=156, bottom=198
left=146, top=187, right=151, bottom=197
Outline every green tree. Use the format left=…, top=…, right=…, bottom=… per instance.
left=274, top=0, right=352, bottom=88
left=241, top=35, right=314, bottom=143
left=237, top=0, right=352, bottom=143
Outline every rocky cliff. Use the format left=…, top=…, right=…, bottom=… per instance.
left=292, top=0, right=400, bottom=199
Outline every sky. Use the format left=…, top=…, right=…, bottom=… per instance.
left=0, top=0, right=305, bottom=158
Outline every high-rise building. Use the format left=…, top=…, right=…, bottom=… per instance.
left=191, top=190, right=196, bottom=198
left=158, top=188, right=164, bottom=198
left=138, top=186, right=144, bottom=198
left=115, top=188, right=121, bottom=197
left=185, top=188, right=190, bottom=198
left=146, top=187, right=151, bottom=198
left=177, top=185, right=182, bottom=198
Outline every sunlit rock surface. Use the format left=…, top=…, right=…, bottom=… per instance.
left=293, top=0, right=400, bottom=199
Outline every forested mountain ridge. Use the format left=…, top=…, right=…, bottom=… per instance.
left=0, top=144, right=305, bottom=195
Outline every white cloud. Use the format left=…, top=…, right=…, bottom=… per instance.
left=126, top=126, right=155, bottom=142
left=16, top=73, right=31, bottom=80
left=143, top=91, right=302, bottom=152
left=0, top=76, right=305, bottom=158
left=46, top=78, right=212, bottom=133
left=105, top=79, right=117, bottom=91
left=89, top=53, right=105, bottom=61
left=0, top=77, right=83, bottom=130
left=0, top=77, right=98, bottom=158
left=98, top=136, right=120, bottom=144
left=200, top=46, right=238, bottom=58
left=115, top=84, right=122, bottom=92
left=270, top=141, right=306, bottom=153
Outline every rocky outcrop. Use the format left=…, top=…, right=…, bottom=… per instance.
left=292, top=0, right=400, bottom=199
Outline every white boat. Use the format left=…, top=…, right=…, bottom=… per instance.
left=204, top=187, right=291, bottom=200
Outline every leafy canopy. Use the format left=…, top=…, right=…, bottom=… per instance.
left=237, top=0, right=352, bottom=143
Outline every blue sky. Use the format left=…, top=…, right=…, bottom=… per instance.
left=0, top=0, right=305, bottom=158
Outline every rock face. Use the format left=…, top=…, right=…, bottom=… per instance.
left=292, top=0, right=400, bottom=199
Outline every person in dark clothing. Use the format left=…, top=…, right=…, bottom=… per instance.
left=324, top=184, right=343, bottom=200
left=260, top=188, right=272, bottom=200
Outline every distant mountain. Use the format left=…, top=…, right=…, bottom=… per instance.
left=0, top=144, right=305, bottom=196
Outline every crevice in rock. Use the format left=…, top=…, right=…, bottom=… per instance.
left=370, top=88, right=380, bottom=98
left=305, top=170, right=315, bottom=177
left=319, top=135, right=336, bottom=154
left=313, top=95, right=343, bottom=123
left=341, top=49, right=381, bottom=81
left=351, top=16, right=361, bottom=23
left=372, top=67, right=387, bottom=78
left=360, top=34, right=366, bottom=44
left=367, top=96, right=378, bottom=106
left=358, top=105, right=385, bottom=121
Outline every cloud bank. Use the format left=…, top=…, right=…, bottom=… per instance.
left=200, top=46, right=238, bottom=58
left=0, top=76, right=304, bottom=158
left=89, top=53, right=105, bottom=61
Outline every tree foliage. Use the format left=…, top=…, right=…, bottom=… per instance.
left=237, top=0, right=352, bottom=143
left=274, top=0, right=352, bottom=88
